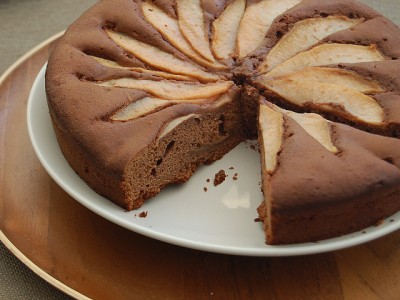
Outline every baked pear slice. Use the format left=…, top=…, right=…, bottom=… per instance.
left=177, top=0, right=216, bottom=62
left=141, top=1, right=226, bottom=70
left=258, top=67, right=384, bottom=94
left=237, top=0, right=302, bottom=58
left=91, top=56, right=195, bottom=81
left=111, top=95, right=225, bottom=122
left=111, top=97, right=173, bottom=121
left=98, top=78, right=233, bottom=100
left=277, top=107, right=338, bottom=153
left=262, top=78, right=384, bottom=125
left=106, top=30, right=219, bottom=82
left=259, top=105, right=284, bottom=173
left=258, top=16, right=363, bottom=73
left=211, top=0, right=245, bottom=60
left=263, top=43, right=386, bottom=79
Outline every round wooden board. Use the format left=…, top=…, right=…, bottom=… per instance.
left=1, top=34, right=400, bottom=300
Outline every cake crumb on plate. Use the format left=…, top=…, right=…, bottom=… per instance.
left=214, top=170, right=227, bottom=186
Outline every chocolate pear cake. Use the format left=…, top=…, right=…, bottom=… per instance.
left=46, top=0, right=400, bottom=245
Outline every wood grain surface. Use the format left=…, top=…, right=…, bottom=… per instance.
left=1, top=35, right=400, bottom=300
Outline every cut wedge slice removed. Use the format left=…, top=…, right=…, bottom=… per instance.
left=263, top=79, right=385, bottom=124
left=106, top=30, right=219, bottom=82
left=237, top=0, right=303, bottom=58
left=263, top=43, right=386, bottom=79
left=98, top=78, right=233, bottom=100
left=211, top=0, right=246, bottom=60
left=141, top=1, right=226, bottom=70
left=177, top=0, right=216, bottom=62
left=258, top=67, right=384, bottom=94
left=258, top=16, right=364, bottom=73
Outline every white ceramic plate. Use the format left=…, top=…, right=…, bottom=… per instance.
left=27, top=64, right=400, bottom=256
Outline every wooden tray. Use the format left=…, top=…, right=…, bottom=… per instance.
left=1, top=34, right=400, bottom=299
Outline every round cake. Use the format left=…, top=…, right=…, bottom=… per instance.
left=45, top=0, right=400, bottom=244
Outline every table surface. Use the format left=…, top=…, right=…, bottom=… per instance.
left=1, top=0, right=400, bottom=299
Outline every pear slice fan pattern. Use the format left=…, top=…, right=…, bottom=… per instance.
left=90, top=1, right=388, bottom=138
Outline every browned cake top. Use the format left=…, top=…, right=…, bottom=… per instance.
left=46, top=0, right=400, bottom=177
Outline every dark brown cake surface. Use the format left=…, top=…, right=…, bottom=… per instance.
left=46, top=0, right=400, bottom=244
